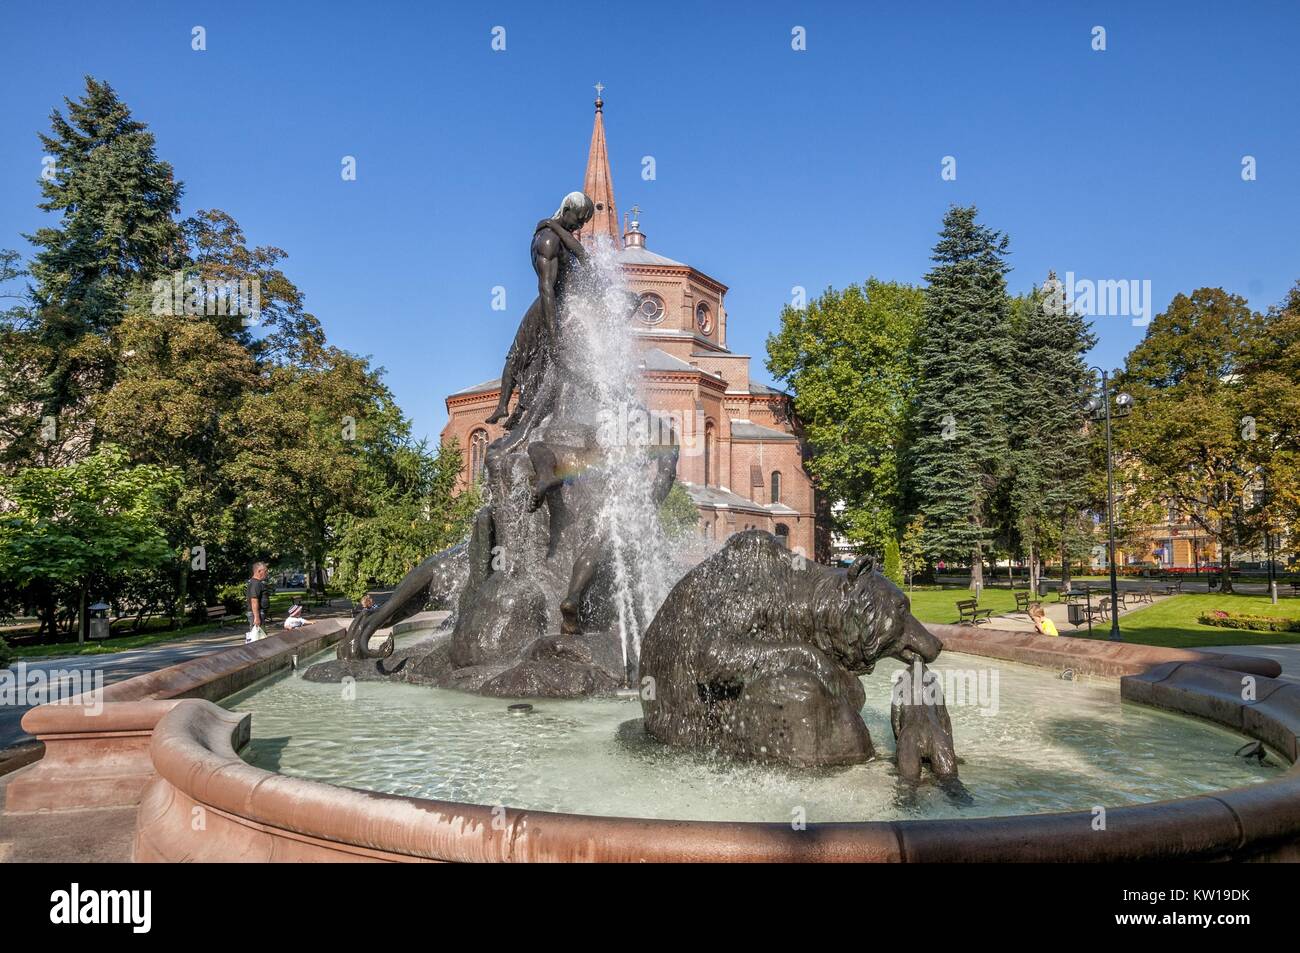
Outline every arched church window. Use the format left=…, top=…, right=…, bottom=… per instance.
left=704, top=421, right=716, bottom=486
left=770, top=471, right=782, bottom=504
left=470, top=429, right=488, bottom=482
left=775, top=523, right=790, bottom=546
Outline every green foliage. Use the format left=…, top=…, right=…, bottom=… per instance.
left=910, top=206, right=1016, bottom=581
left=883, top=536, right=903, bottom=587
left=0, top=445, right=180, bottom=585
left=224, top=346, right=406, bottom=582
left=1241, top=282, right=1300, bottom=547
left=181, top=208, right=326, bottom=363
left=0, top=446, right=181, bottom=637
left=658, top=480, right=700, bottom=540
left=1006, top=276, right=1097, bottom=586
left=23, top=77, right=183, bottom=458
left=1115, top=288, right=1262, bottom=585
left=331, top=441, right=481, bottom=600
left=899, top=515, right=927, bottom=586
left=0, top=635, right=12, bottom=669
left=766, top=278, right=923, bottom=548
left=217, top=582, right=249, bottom=611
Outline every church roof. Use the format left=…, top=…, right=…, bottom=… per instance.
left=729, top=420, right=798, bottom=442
left=448, top=350, right=726, bottom=397
left=617, top=244, right=685, bottom=267
left=449, top=377, right=501, bottom=397
left=638, top=348, right=695, bottom=372
left=680, top=482, right=771, bottom=514
left=747, top=380, right=792, bottom=398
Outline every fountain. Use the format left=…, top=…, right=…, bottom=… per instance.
left=12, top=192, right=1294, bottom=862
left=303, top=189, right=960, bottom=780
left=306, top=191, right=677, bottom=697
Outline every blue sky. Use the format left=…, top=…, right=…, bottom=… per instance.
left=2, top=1, right=1296, bottom=443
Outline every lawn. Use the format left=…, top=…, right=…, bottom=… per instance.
left=905, top=586, right=1300, bottom=649
left=1076, top=593, right=1300, bottom=649
left=905, top=586, right=1058, bottom=625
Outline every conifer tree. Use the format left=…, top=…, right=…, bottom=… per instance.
left=909, top=206, right=1015, bottom=590
left=1007, top=274, right=1097, bottom=593
left=23, top=76, right=183, bottom=452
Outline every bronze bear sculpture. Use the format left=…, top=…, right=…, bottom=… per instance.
left=639, top=530, right=957, bottom=778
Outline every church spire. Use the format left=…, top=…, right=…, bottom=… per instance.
left=580, top=83, right=622, bottom=249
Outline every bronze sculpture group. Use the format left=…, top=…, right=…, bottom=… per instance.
left=306, top=191, right=958, bottom=783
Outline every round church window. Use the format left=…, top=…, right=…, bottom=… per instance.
left=637, top=292, right=666, bottom=325
left=695, top=302, right=714, bottom=334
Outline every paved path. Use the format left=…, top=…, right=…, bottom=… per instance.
left=1, top=631, right=247, bottom=749
left=1196, top=644, right=1300, bottom=684
left=985, top=594, right=1171, bottom=636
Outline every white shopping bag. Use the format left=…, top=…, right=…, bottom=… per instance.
left=244, top=625, right=267, bottom=644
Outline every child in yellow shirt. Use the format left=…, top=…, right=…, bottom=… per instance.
left=1029, top=603, right=1060, bottom=637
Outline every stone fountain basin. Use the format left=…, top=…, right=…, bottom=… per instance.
left=13, top=619, right=1300, bottom=862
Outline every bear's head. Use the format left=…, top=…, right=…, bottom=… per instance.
left=823, top=553, right=942, bottom=674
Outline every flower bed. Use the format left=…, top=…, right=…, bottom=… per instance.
left=1198, top=610, right=1300, bottom=633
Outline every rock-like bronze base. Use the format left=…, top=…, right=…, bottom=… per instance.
left=303, top=628, right=626, bottom=698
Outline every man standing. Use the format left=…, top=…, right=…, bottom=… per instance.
left=246, top=561, right=271, bottom=642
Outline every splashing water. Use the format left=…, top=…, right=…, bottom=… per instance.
left=562, top=239, right=680, bottom=681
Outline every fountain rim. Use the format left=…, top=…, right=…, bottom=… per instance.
left=15, top=619, right=1300, bottom=862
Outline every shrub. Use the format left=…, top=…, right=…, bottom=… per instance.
left=217, top=582, right=248, bottom=614
left=0, top=635, right=12, bottom=670
left=883, top=538, right=904, bottom=588
left=1197, top=610, right=1300, bottom=633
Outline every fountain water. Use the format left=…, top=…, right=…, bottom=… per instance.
left=566, top=238, right=679, bottom=680
left=306, top=194, right=682, bottom=696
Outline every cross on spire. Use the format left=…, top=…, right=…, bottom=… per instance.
left=594, top=81, right=605, bottom=106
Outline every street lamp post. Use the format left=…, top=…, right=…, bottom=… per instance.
left=1087, top=369, right=1133, bottom=642
left=1263, top=471, right=1278, bottom=605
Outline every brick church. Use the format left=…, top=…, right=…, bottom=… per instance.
left=440, top=92, right=821, bottom=560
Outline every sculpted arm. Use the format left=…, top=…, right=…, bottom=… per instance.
left=542, top=219, right=590, bottom=264
left=533, top=230, right=562, bottom=342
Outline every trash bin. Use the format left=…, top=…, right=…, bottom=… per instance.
left=1067, top=603, right=1086, bottom=626
left=88, top=601, right=112, bottom=640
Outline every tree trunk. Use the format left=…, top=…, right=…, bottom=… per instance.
left=970, top=545, right=984, bottom=592
left=1029, top=548, right=1039, bottom=596
left=78, top=585, right=88, bottom=644
left=1221, top=545, right=1234, bottom=594
left=177, top=560, right=189, bottom=628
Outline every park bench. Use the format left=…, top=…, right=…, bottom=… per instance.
left=204, top=605, right=242, bottom=628
left=1091, top=597, right=1112, bottom=623
left=306, top=589, right=332, bottom=607
left=1131, top=585, right=1156, bottom=606
left=1013, top=591, right=1034, bottom=615
left=1290, top=581, right=1300, bottom=598
left=956, top=599, right=994, bottom=626
left=1164, top=578, right=1183, bottom=595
